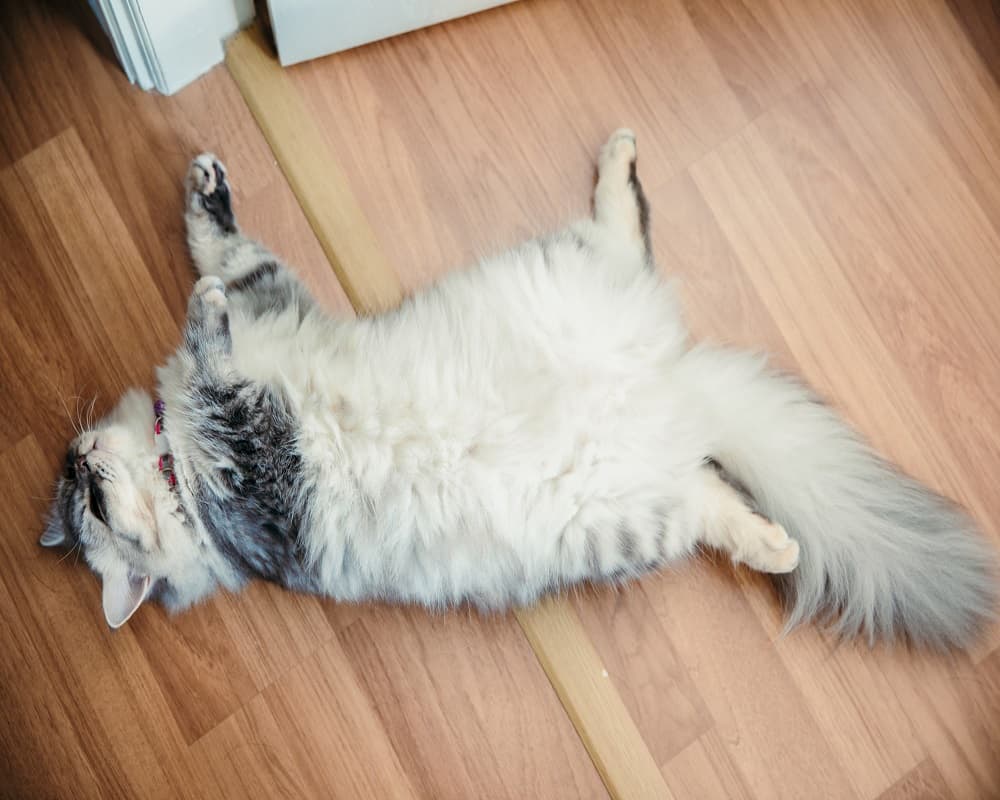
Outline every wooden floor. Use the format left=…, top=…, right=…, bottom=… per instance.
left=2, top=0, right=1000, bottom=798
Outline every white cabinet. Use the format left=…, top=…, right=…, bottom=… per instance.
left=267, top=0, right=517, bottom=66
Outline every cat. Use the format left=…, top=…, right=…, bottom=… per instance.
left=41, top=129, right=996, bottom=646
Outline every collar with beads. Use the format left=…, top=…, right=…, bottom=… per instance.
left=153, top=399, right=177, bottom=489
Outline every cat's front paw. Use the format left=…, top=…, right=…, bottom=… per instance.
left=186, top=153, right=236, bottom=233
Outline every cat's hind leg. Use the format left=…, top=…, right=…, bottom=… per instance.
left=593, top=128, right=651, bottom=258
left=692, top=463, right=800, bottom=574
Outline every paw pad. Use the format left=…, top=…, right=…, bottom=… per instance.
left=600, top=128, right=637, bottom=168
left=186, top=154, right=236, bottom=235
left=188, top=154, right=226, bottom=196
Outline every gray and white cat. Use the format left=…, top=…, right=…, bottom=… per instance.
left=42, top=130, right=996, bottom=646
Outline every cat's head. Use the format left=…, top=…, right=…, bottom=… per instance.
left=42, top=389, right=196, bottom=628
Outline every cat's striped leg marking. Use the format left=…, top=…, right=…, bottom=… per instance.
left=594, top=128, right=651, bottom=258
left=694, top=465, right=800, bottom=574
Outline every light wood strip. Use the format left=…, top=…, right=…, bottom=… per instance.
left=519, top=596, right=676, bottom=800
left=225, top=26, right=668, bottom=800
left=226, top=26, right=403, bottom=314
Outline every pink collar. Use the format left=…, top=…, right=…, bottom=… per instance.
left=153, top=399, right=177, bottom=489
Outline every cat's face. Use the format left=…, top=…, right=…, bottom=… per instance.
left=42, top=389, right=177, bottom=628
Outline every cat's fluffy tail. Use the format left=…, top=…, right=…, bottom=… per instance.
left=679, top=345, right=997, bottom=648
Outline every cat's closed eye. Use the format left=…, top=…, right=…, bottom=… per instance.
left=88, top=481, right=108, bottom=526
left=64, top=450, right=77, bottom=482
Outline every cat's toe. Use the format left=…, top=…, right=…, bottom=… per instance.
left=762, top=522, right=790, bottom=551
left=194, top=276, right=227, bottom=310
left=770, top=537, right=800, bottom=573
left=188, top=154, right=220, bottom=196
left=599, top=128, right=637, bottom=174
left=755, top=526, right=800, bottom=574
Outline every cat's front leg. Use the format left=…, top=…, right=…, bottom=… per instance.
left=186, top=154, right=239, bottom=273
left=183, top=276, right=232, bottom=364
left=186, top=155, right=277, bottom=284
left=185, top=154, right=315, bottom=318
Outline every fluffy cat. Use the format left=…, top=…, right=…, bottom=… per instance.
left=41, top=130, right=996, bottom=646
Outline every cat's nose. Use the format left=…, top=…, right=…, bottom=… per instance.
left=75, top=454, right=90, bottom=475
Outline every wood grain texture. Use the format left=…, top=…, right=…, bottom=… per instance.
left=311, top=595, right=609, bottom=800
left=0, top=0, right=350, bottom=321
left=192, top=638, right=420, bottom=800
left=570, top=580, right=711, bottom=769
left=661, top=729, right=754, bottom=800
left=338, top=606, right=611, bottom=800
left=285, top=0, right=753, bottom=291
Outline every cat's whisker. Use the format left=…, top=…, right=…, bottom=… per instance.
left=69, top=393, right=86, bottom=437
left=57, top=539, right=81, bottom=565
left=86, top=394, right=98, bottom=430
left=59, top=394, right=82, bottom=437
left=74, top=393, right=89, bottom=436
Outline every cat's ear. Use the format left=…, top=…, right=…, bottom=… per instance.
left=39, top=516, right=66, bottom=548
left=101, top=569, right=152, bottom=629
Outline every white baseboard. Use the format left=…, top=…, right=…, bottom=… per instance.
left=89, top=0, right=254, bottom=95
left=268, top=0, right=517, bottom=66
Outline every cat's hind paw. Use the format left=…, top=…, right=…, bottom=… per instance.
left=746, top=521, right=800, bottom=574
left=598, top=128, right=637, bottom=181
left=186, top=153, right=236, bottom=234
left=594, top=128, right=650, bottom=256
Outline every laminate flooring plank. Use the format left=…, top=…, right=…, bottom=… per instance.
left=286, top=0, right=750, bottom=289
